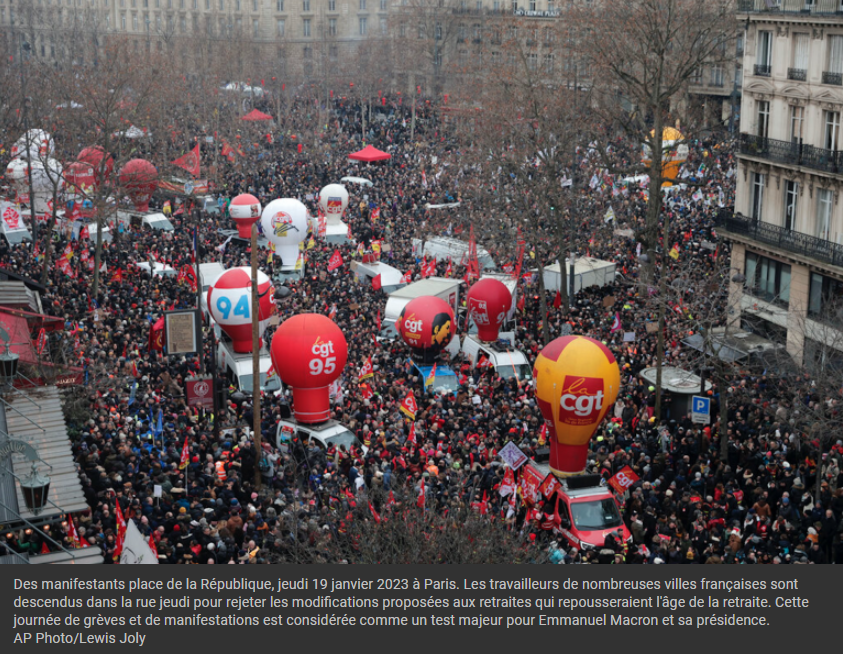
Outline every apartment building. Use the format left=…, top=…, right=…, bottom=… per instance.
left=720, top=0, right=843, bottom=368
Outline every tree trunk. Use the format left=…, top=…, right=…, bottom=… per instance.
left=536, top=259, right=551, bottom=345
left=641, top=114, right=664, bottom=288
left=39, top=187, right=60, bottom=286
left=653, top=197, right=670, bottom=421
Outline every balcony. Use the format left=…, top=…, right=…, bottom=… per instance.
left=738, top=0, right=843, bottom=14
left=787, top=67, right=807, bottom=81
left=754, top=64, right=771, bottom=77
left=716, top=210, right=843, bottom=269
left=738, top=133, right=843, bottom=175
left=822, top=71, right=843, bottom=85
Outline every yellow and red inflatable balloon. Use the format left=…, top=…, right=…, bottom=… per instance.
left=533, top=335, right=620, bottom=477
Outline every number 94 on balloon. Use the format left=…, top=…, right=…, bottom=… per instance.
left=215, top=295, right=250, bottom=321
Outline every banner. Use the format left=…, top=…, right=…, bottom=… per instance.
left=519, top=464, right=544, bottom=505
left=1, top=201, right=23, bottom=231
left=157, top=179, right=209, bottom=196
left=607, top=465, right=640, bottom=494
left=327, top=250, right=344, bottom=272
left=186, top=376, right=214, bottom=409
left=399, top=392, right=418, bottom=420
left=171, top=143, right=201, bottom=177
left=358, top=357, right=374, bottom=381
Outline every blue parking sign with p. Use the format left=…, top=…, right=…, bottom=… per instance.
left=691, top=396, right=710, bottom=423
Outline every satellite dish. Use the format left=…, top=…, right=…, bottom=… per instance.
left=0, top=327, right=9, bottom=344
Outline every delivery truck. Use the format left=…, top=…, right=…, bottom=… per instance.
left=540, top=256, right=616, bottom=293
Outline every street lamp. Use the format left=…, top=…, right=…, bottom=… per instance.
left=0, top=440, right=52, bottom=515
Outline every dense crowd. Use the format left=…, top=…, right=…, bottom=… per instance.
left=2, top=94, right=841, bottom=565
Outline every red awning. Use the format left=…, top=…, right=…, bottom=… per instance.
left=241, top=109, right=273, bottom=121
left=348, top=145, right=391, bottom=162
left=0, top=305, right=64, bottom=332
left=0, top=311, right=37, bottom=364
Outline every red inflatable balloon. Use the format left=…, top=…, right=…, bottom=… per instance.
left=118, top=159, right=158, bottom=212
left=207, top=267, right=275, bottom=353
left=396, top=296, right=455, bottom=364
left=466, top=278, right=512, bottom=342
left=229, top=193, right=261, bottom=238
left=65, top=161, right=96, bottom=202
left=271, top=314, right=348, bottom=423
left=78, top=146, right=114, bottom=187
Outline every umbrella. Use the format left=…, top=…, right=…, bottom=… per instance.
left=348, top=144, right=391, bottom=162
left=241, top=109, right=273, bottom=121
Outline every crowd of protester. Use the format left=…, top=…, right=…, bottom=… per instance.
left=1, top=93, right=841, bottom=565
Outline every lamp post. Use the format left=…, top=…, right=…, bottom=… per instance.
left=0, top=439, right=52, bottom=516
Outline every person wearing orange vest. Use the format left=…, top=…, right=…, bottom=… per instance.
left=215, top=455, right=228, bottom=482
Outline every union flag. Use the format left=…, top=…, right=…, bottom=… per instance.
left=172, top=143, right=200, bottom=177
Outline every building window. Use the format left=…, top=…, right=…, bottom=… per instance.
left=380, top=0, right=386, bottom=9
left=824, top=110, right=840, bottom=150
left=328, top=0, right=335, bottom=8
left=359, top=0, right=365, bottom=9
left=710, top=65, right=724, bottom=87
left=235, top=0, right=240, bottom=9
left=458, top=24, right=466, bottom=40
left=252, top=0, right=257, bottom=9
left=756, top=29, right=772, bottom=73
left=784, top=180, right=798, bottom=231
left=379, top=17, right=386, bottom=33
left=745, top=252, right=791, bottom=307
left=756, top=100, right=770, bottom=139
left=809, top=272, right=843, bottom=319
left=329, top=44, right=338, bottom=60
left=543, top=53, right=554, bottom=73
left=252, top=18, right=259, bottom=35
left=790, top=105, right=804, bottom=143
left=302, top=17, right=310, bottom=34
left=751, top=172, right=765, bottom=220
left=302, top=0, right=309, bottom=10
left=132, top=13, right=138, bottom=29
left=328, top=17, right=336, bottom=35
left=399, top=22, right=406, bottom=37
left=827, top=34, right=843, bottom=80
left=529, top=0, right=535, bottom=8
left=276, top=19, right=284, bottom=34
left=491, top=51, right=500, bottom=64
left=816, top=188, right=833, bottom=240
left=359, top=16, right=366, bottom=34
left=528, top=52, right=537, bottom=70
left=791, top=32, right=809, bottom=78
left=277, top=0, right=283, bottom=8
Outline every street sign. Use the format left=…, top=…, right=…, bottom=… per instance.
left=691, top=395, right=710, bottom=424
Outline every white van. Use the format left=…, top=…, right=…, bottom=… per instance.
left=354, top=260, right=405, bottom=293
left=414, top=236, right=496, bottom=271
left=199, top=262, right=226, bottom=338
left=276, top=418, right=363, bottom=455
left=134, top=261, right=177, bottom=277
left=217, top=337, right=281, bottom=395
left=461, top=334, right=533, bottom=381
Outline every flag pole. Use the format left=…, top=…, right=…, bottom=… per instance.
left=250, top=222, right=263, bottom=491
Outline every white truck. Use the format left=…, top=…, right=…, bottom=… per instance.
left=276, top=418, right=364, bottom=456
left=412, top=236, right=496, bottom=271
left=199, top=262, right=226, bottom=338
left=217, top=335, right=281, bottom=396
left=117, top=209, right=174, bottom=232
left=540, top=256, right=616, bottom=293
left=354, top=260, right=405, bottom=293
left=461, top=335, right=533, bottom=382
left=380, top=276, right=462, bottom=358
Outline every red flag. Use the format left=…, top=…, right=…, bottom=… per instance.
left=172, top=143, right=200, bottom=177
left=417, top=483, right=425, bottom=509
left=327, top=250, right=344, bottom=272
left=148, top=317, right=165, bottom=352
left=406, top=422, right=416, bottom=445
left=422, top=258, right=437, bottom=278
left=368, top=501, right=381, bottom=524
left=35, top=328, right=47, bottom=355
left=499, top=468, right=516, bottom=497
left=358, top=357, right=374, bottom=382
left=517, top=293, right=526, bottom=312
left=371, top=206, right=381, bottom=222
left=553, top=290, right=562, bottom=309
left=113, top=497, right=127, bottom=561
left=372, top=274, right=382, bottom=291
left=221, top=141, right=236, bottom=162
left=178, top=436, right=190, bottom=470
left=386, top=490, right=397, bottom=509
left=376, top=309, right=381, bottom=331
left=445, top=260, right=453, bottom=277
left=328, top=304, right=337, bottom=321
left=401, top=271, right=413, bottom=284
left=148, top=534, right=159, bottom=558
left=66, top=518, right=82, bottom=549
left=40, top=541, right=50, bottom=555
left=399, top=392, right=418, bottom=420
left=360, top=383, right=374, bottom=400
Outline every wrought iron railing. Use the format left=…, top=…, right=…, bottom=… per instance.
left=822, top=71, right=843, bottom=85
left=787, top=67, right=807, bottom=80
left=738, top=0, right=843, bottom=14
left=754, top=64, right=772, bottom=77
left=714, top=209, right=843, bottom=268
left=738, top=132, right=843, bottom=175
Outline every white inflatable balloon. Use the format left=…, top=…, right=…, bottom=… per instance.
left=318, top=184, right=349, bottom=227
left=260, top=198, right=308, bottom=267
left=11, top=130, right=54, bottom=160
left=5, top=157, right=63, bottom=216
